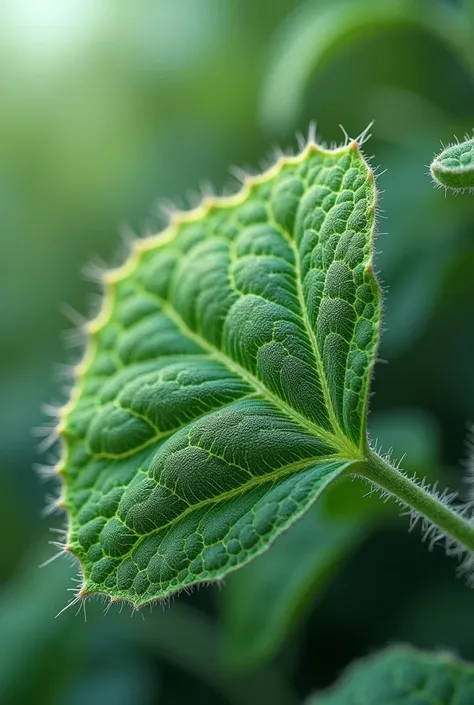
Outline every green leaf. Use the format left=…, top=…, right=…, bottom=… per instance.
left=56, top=137, right=379, bottom=606
left=128, top=604, right=298, bottom=705
left=430, top=136, right=474, bottom=192
left=0, top=545, right=82, bottom=704
left=307, top=646, right=474, bottom=704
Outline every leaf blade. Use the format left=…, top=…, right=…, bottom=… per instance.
left=57, top=140, right=379, bottom=605
left=84, top=459, right=350, bottom=602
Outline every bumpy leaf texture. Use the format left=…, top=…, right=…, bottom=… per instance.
left=56, top=137, right=379, bottom=606
left=308, top=646, right=474, bottom=704
left=430, top=136, right=474, bottom=191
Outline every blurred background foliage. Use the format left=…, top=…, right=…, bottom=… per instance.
left=1, top=0, right=474, bottom=703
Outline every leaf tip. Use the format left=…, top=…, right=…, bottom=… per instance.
left=78, top=585, right=93, bottom=600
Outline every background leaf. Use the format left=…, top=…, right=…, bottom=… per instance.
left=221, top=488, right=365, bottom=672
left=260, top=0, right=474, bottom=133
left=0, top=546, right=83, bottom=705
left=307, top=645, right=474, bottom=704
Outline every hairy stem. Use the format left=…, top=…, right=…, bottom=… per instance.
left=357, top=449, right=474, bottom=554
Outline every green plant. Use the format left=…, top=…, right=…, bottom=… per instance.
left=307, top=645, right=474, bottom=704
left=48, top=127, right=474, bottom=616
left=430, top=134, right=474, bottom=192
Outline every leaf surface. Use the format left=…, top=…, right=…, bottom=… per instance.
left=57, top=139, right=379, bottom=605
left=307, top=646, right=474, bottom=704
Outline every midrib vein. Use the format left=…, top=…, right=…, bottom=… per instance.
left=267, top=212, right=345, bottom=442
left=146, top=291, right=345, bottom=453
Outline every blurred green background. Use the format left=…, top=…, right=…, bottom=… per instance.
left=2, top=0, right=474, bottom=703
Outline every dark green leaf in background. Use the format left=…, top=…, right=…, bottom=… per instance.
left=307, top=646, right=474, bottom=704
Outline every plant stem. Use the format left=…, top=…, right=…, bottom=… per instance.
left=357, top=449, right=474, bottom=553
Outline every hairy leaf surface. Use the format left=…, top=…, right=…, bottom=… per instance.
left=431, top=137, right=474, bottom=191
left=308, top=646, right=474, bottom=704
left=57, top=139, right=379, bottom=605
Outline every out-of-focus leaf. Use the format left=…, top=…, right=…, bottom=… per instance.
left=393, top=583, right=474, bottom=659
left=1, top=548, right=159, bottom=705
left=221, top=494, right=365, bottom=672
left=307, top=646, right=474, bottom=704
left=374, top=138, right=474, bottom=357
left=382, top=247, right=453, bottom=356
left=126, top=603, right=297, bottom=705
left=260, top=0, right=473, bottom=131
left=368, top=409, right=440, bottom=479
left=0, top=545, right=81, bottom=705
left=63, top=643, right=158, bottom=705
